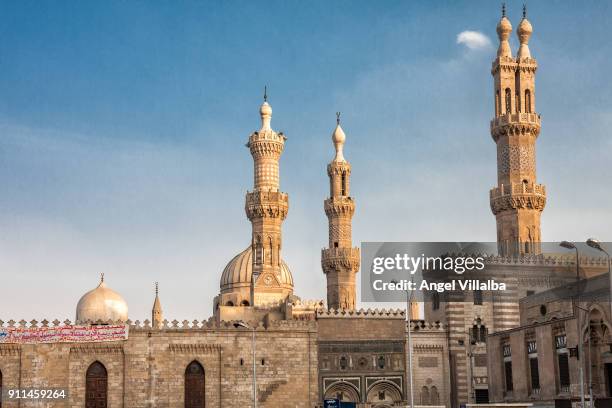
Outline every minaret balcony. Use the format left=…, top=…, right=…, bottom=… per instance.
left=321, top=247, right=361, bottom=272
left=490, top=113, right=541, bottom=140
left=245, top=190, right=289, bottom=220
left=490, top=182, right=547, bottom=214
left=324, top=197, right=355, bottom=217
left=490, top=182, right=546, bottom=197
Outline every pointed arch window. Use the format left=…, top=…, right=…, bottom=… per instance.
left=525, top=90, right=532, bottom=113
left=341, top=172, right=347, bottom=196
left=505, top=88, right=512, bottom=114
left=495, top=90, right=500, bottom=116
left=430, top=386, right=440, bottom=405
left=86, top=361, right=107, bottom=408
left=185, top=361, right=205, bottom=408
left=473, top=289, right=483, bottom=305
left=421, top=386, right=430, bottom=405
left=339, top=356, right=348, bottom=370
left=255, top=237, right=263, bottom=265
left=432, top=292, right=440, bottom=310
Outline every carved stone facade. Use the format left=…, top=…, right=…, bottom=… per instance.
left=317, top=311, right=449, bottom=407
left=488, top=274, right=612, bottom=406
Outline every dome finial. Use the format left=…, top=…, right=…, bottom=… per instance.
left=496, top=4, right=513, bottom=58
left=517, top=4, right=533, bottom=59
left=100, top=272, right=105, bottom=283
left=332, top=113, right=347, bottom=162
left=259, top=88, right=272, bottom=130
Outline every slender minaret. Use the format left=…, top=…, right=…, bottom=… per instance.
left=490, top=6, right=546, bottom=257
left=152, top=282, right=163, bottom=329
left=245, top=89, right=292, bottom=305
left=322, top=114, right=360, bottom=310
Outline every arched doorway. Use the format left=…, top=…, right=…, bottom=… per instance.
left=86, top=361, right=107, bottom=408
left=185, top=361, right=205, bottom=408
left=585, top=307, right=612, bottom=397
left=366, top=380, right=402, bottom=407
left=324, top=381, right=360, bottom=403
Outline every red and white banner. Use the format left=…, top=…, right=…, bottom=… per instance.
left=0, top=325, right=128, bottom=344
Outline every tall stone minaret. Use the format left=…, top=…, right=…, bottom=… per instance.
left=490, top=6, right=546, bottom=257
left=322, top=114, right=360, bottom=310
left=245, top=91, right=291, bottom=305
left=152, top=282, right=163, bottom=329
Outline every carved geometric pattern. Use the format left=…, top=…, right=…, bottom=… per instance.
left=245, top=191, right=289, bottom=220
left=324, top=197, right=355, bottom=217
left=490, top=194, right=546, bottom=215
left=322, top=248, right=360, bottom=272
left=498, top=145, right=535, bottom=175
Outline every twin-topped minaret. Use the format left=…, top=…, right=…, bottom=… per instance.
left=321, top=114, right=360, bottom=310
left=490, top=5, right=546, bottom=257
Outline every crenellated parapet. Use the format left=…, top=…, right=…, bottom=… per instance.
left=409, top=319, right=446, bottom=331
left=317, top=308, right=405, bottom=319
left=426, top=251, right=610, bottom=270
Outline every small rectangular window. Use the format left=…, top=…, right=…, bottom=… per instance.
left=529, top=357, right=540, bottom=390
left=558, top=353, right=570, bottom=387
left=504, top=361, right=514, bottom=391
left=473, top=290, right=483, bottom=305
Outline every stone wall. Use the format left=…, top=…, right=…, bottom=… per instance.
left=0, top=320, right=318, bottom=408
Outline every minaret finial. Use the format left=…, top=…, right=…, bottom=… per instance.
left=523, top=4, right=527, bottom=18
left=336, top=112, right=341, bottom=125
left=264, top=85, right=267, bottom=102
left=502, top=2, right=506, bottom=17
left=155, top=281, right=159, bottom=296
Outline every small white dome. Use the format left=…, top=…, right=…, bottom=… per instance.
left=76, top=277, right=128, bottom=323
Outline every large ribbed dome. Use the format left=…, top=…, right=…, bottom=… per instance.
left=220, top=246, right=294, bottom=292
left=76, top=278, right=128, bottom=323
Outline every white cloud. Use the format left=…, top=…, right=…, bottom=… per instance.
left=456, top=30, right=492, bottom=50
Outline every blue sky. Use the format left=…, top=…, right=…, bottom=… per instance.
left=1, top=1, right=611, bottom=320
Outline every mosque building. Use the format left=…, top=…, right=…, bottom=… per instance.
left=0, top=7, right=610, bottom=408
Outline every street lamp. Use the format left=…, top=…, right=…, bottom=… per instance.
left=391, top=279, right=415, bottom=408
left=234, top=321, right=257, bottom=408
left=560, top=241, right=585, bottom=408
